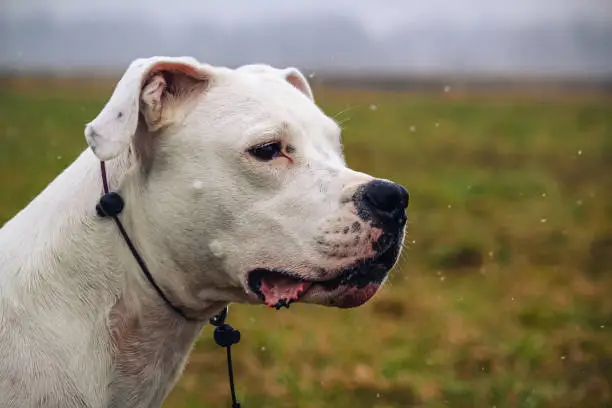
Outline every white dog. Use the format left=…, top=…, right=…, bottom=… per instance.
left=0, top=57, right=408, bottom=408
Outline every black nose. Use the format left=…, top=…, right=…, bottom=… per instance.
left=360, top=180, right=408, bottom=225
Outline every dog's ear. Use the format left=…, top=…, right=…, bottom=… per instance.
left=85, top=56, right=211, bottom=161
left=281, top=67, right=314, bottom=101
left=235, top=64, right=314, bottom=101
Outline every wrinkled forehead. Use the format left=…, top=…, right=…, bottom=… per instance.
left=206, top=68, right=343, bottom=159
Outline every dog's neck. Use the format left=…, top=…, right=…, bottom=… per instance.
left=0, top=148, right=222, bottom=408
left=106, top=295, right=209, bottom=407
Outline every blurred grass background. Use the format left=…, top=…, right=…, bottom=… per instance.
left=1, top=78, right=611, bottom=408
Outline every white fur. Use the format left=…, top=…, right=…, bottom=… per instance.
left=0, top=57, right=401, bottom=407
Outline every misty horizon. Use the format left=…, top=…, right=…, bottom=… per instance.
left=2, top=1, right=611, bottom=78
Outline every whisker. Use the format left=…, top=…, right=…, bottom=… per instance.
left=332, top=106, right=356, bottom=129
left=336, top=117, right=352, bottom=129
left=332, top=106, right=355, bottom=121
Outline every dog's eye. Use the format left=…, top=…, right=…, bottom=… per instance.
left=247, top=141, right=283, bottom=161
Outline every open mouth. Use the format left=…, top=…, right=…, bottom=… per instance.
left=247, top=235, right=400, bottom=309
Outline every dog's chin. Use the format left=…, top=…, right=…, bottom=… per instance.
left=298, top=280, right=383, bottom=309
left=246, top=236, right=401, bottom=309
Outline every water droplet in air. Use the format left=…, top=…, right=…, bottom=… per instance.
left=369, top=104, right=377, bottom=111
left=409, top=126, right=416, bottom=132
left=444, top=85, right=451, bottom=92
left=577, top=150, right=582, bottom=155
left=435, top=122, right=440, bottom=127
left=376, top=393, right=381, bottom=398
left=56, top=156, right=62, bottom=160
left=192, top=180, right=204, bottom=190
left=540, top=218, right=547, bottom=223
left=561, top=355, right=567, bottom=360
left=576, top=200, right=583, bottom=206
left=261, top=346, right=266, bottom=351
left=447, top=204, right=452, bottom=208
left=542, top=193, right=547, bottom=198
left=308, top=72, right=316, bottom=79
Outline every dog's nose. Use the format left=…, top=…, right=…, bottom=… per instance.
left=360, top=180, right=409, bottom=225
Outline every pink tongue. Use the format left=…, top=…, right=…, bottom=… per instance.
left=260, top=276, right=312, bottom=307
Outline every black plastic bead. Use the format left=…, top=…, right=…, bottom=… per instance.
left=214, top=324, right=241, bottom=347
left=96, top=192, right=125, bottom=217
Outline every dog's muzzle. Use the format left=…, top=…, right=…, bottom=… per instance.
left=247, top=179, right=409, bottom=310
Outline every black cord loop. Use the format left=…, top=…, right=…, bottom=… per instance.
left=96, top=161, right=243, bottom=407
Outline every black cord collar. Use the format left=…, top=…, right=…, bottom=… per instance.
left=96, top=160, right=242, bottom=407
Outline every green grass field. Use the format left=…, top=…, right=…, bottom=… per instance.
left=1, top=78, right=611, bottom=408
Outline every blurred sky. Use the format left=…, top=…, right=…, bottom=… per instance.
left=5, top=0, right=612, bottom=33
left=2, top=0, right=612, bottom=76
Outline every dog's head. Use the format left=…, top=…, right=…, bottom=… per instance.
left=85, top=57, right=408, bottom=311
